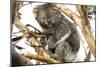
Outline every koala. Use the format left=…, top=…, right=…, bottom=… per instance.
left=34, top=3, right=80, bottom=63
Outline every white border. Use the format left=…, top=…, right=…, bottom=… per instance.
left=0, top=0, right=10, bottom=67
left=19, top=0, right=96, bottom=5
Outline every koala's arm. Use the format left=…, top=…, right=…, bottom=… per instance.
left=47, top=18, right=71, bottom=50
left=58, top=15, right=80, bottom=52
left=54, top=19, right=71, bottom=44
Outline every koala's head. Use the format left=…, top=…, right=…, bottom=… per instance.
left=35, top=4, right=62, bottom=29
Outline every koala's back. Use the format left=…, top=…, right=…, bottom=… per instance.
left=54, top=15, right=80, bottom=52
left=67, top=21, right=80, bottom=52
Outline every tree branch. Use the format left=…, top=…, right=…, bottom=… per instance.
left=76, top=5, right=95, bottom=57
left=21, top=51, right=61, bottom=64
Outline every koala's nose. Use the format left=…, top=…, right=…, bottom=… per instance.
left=47, top=17, right=52, bottom=25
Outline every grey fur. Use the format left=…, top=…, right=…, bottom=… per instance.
left=35, top=3, right=80, bottom=62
